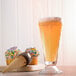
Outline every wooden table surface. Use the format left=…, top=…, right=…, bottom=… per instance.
left=0, top=66, right=76, bottom=76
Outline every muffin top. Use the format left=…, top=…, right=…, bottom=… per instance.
left=5, top=46, right=22, bottom=59
left=25, top=48, right=39, bottom=57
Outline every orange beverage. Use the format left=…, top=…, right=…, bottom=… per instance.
left=39, top=17, right=62, bottom=62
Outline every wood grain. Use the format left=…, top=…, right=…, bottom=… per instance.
left=0, top=64, right=45, bottom=72
left=0, top=66, right=76, bottom=76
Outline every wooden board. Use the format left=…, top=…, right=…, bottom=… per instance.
left=0, top=64, right=45, bottom=72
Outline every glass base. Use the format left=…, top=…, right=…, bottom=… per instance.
left=39, top=66, right=63, bottom=75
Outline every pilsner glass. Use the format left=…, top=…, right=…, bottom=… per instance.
left=39, top=17, right=62, bottom=74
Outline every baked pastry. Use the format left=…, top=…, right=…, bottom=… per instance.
left=5, top=46, right=22, bottom=65
left=3, top=52, right=31, bottom=73
left=25, top=48, right=39, bottom=65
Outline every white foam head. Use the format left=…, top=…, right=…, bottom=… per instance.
left=39, top=17, right=61, bottom=22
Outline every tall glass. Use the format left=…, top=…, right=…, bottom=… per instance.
left=39, top=17, right=62, bottom=74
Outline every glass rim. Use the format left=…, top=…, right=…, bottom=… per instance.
left=39, top=17, right=61, bottom=22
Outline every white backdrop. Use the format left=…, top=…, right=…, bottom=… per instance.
left=0, top=0, right=76, bottom=66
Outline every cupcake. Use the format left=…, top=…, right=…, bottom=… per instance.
left=5, top=46, right=22, bottom=65
left=25, top=48, right=39, bottom=65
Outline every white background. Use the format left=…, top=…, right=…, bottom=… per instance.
left=0, top=0, right=76, bottom=66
